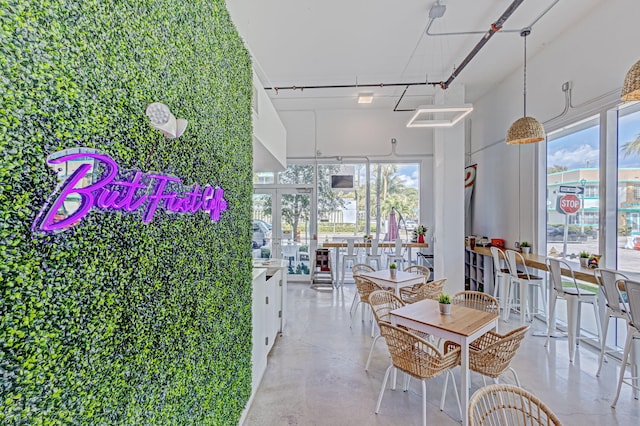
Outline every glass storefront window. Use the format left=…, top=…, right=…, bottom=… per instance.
left=546, top=116, right=600, bottom=265
left=617, top=103, right=640, bottom=273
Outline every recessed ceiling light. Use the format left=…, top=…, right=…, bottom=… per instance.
left=406, top=104, right=473, bottom=128
left=358, top=93, right=374, bottom=104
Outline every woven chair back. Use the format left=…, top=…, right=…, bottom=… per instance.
left=452, top=291, right=499, bottom=314
left=354, top=276, right=384, bottom=304
left=469, top=383, right=562, bottom=426
left=352, top=263, right=375, bottom=277
left=413, top=278, right=446, bottom=301
left=378, top=323, right=460, bottom=380
left=369, top=290, right=404, bottom=324
left=469, top=325, right=529, bottom=379
left=405, top=265, right=432, bottom=280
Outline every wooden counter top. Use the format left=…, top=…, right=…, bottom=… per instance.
left=470, top=246, right=597, bottom=284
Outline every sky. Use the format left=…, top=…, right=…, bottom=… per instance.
left=548, top=108, right=640, bottom=170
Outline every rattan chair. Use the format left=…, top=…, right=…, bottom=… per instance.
left=375, top=323, right=461, bottom=426
left=468, top=383, right=563, bottom=426
left=398, top=265, right=431, bottom=296
left=350, top=264, right=376, bottom=317
left=452, top=291, right=500, bottom=314
left=401, top=277, right=446, bottom=304
left=366, top=290, right=405, bottom=371
left=350, top=276, right=385, bottom=337
left=441, top=325, right=530, bottom=412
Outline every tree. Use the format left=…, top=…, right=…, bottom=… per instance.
left=621, top=133, right=640, bottom=157
left=263, top=164, right=346, bottom=240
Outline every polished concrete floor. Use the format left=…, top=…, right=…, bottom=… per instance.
left=243, top=283, right=640, bottom=425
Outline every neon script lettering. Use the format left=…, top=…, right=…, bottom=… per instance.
left=33, top=152, right=228, bottom=232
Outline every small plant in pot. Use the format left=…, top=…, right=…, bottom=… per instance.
left=579, top=251, right=590, bottom=268
left=520, top=241, right=531, bottom=254
left=389, top=262, right=397, bottom=278
left=438, top=293, right=451, bottom=315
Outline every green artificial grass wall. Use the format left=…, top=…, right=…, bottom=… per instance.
left=0, top=0, right=253, bottom=423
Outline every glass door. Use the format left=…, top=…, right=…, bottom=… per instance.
left=253, top=188, right=314, bottom=280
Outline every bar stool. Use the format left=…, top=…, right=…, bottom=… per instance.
left=545, top=257, right=602, bottom=363
left=366, top=239, right=383, bottom=269
left=504, top=250, right=546, bottom=325
left=340, top=239, right=359, bottom=288
left=490, top=246, right=510, bottom=315
left=386, top=238, right=405, bottom=270
left=594, top=268, right=630, bottom=377
left=612, top=278, right=640, bottom=407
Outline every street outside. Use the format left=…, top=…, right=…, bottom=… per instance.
left=545, top=237, right=640, bottom=273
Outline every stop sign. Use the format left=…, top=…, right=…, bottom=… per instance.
left=559, top=194, right=580, bottom=214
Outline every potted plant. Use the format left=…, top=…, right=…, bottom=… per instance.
left=588, top=254, right=602, bottom=269
left=579, top=251, right=590, bottom=268
left=520, top=241, right=531, bottom=255
left=438, top=293, right=451, bottom=315
left=416, top=225, right=427, bottom=243
left=389, top=262, right=397, bottom=279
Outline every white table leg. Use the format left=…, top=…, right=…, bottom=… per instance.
left=334, top=247, right=340, bottom=287
left=461, top=340, right=470, bottom=426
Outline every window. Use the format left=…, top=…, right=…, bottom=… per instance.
left=617, top=103, right=640, bottom=272
left=546, top=116, right=600, bottom=260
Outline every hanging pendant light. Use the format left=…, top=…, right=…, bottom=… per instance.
left=621, top=59, right=640, bottom=101
left=506, top=28, right=545, bottom=145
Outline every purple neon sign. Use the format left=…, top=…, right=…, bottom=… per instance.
left=32, top=151, right=227, bottom=233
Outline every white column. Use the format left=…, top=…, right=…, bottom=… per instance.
left=433, top=85, right=467, bottom=294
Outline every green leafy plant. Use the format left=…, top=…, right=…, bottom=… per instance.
left=520, top=241, right=531, bottom=247
left=438, top=293, right=451, bottom=304
left=416, top=225, right=427, bottom=235
left=390, top=262, right=397, bottom=269
left=0, top=1, right=253, bottom=424
left=579, top=251, right=590, bottom=258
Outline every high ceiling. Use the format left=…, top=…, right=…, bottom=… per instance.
left=227, top=0, right=601, bottom=113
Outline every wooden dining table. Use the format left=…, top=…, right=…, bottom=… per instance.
left=390, top=299, right=499, bottom=426
left=322, top=241, right=429, bottom=283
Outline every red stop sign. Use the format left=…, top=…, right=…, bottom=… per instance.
left=559, top=194, right=580, bottom=214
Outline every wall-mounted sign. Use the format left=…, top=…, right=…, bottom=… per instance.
left=32, top=149, right=227, bottom=233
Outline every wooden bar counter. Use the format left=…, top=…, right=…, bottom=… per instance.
left=471, top=246, right=598, bottom=284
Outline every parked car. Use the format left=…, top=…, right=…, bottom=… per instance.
left=252, top=220, right=272, bottom=249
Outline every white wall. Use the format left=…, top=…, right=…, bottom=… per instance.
left=252, top=72, right=287, bottom=172
left=470, top=0, right=640, bottom=251
left=281, top=109, right=434, bottom=158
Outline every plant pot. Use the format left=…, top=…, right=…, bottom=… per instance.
left=580, top=258, right=589, bottom=268
left=521, top=247, right=531, bottom=255
left=390, top=269, right=397, bottom=279
left=418, top=234, right=425, bottom=243
left=439, top=303, right=451, bottom=315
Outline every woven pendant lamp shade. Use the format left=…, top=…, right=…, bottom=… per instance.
left=506, top=116, right=545, bottom=145
left=622, top=59, right=640, bottom=102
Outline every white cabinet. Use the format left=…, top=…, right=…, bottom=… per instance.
left=250, top=259, right=289, bottom=395
left=464, top=248, right=493, bottom=293
left=251, top=268, right=268, bottom=393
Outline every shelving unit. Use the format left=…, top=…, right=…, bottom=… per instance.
left=464, top=247, right=493, bottom=293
